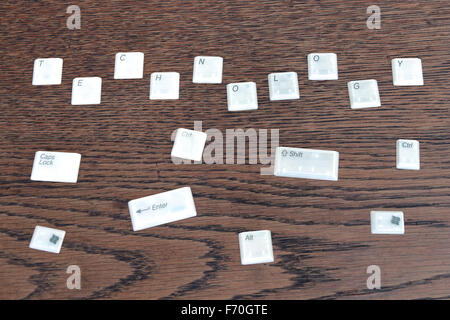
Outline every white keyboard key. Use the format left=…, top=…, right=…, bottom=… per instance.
left=30, top=151, right=81, bottom=183
left=71, top=77, right=102, bottom=105
left=226, top=82, right=258, bottom=111
left=114, top=52, right=144, bottom=79
left=32, top=58, right=63, bottom=85
left=392, top=58, right=423, bottom=86
left=29, top=226, right=66, bottom=254
left=193, top=56, right=223, bottom=84
left=268, top=72, right=300, bottom=101
left=308, top=53, right=338, bottom=80
left=171, top=128, right=207, bottom=162
left=149, top=72, right=180, bottom=100
left=371, top=211, right=404, bottom=234
left=274, top=147, right=339, bottom=181
left=239, top=230, right=274, bottom=265
left=128, top=187, right=197, bottom=231
left=396, top=139, right=420, bottom=170
left=348, top=79, right=381, bottom=109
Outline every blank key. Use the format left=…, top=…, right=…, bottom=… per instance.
left=308, top=53, right=338, bottom=80
left=150, top=72, right=180, bottom=99
left=396, top=139, right=420, bottom=170
left=239, top=230, right=274, bottom=265
left=347, top=79, right=381, bottom=109
left=274, top=146, right=339, bottom=181
left=268, top=72, right=300, bottom=101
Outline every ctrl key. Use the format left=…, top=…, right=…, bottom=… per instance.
left=29, top=226, right=66, bottom=254
left=239, top=230, right=274, bottom=265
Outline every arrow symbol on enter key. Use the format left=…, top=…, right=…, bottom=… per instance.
left=136, top=207, right=151, bottom=214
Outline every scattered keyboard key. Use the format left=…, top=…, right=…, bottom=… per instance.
left=171, top=128, right=207, bottom=162
left=128, top=187, right=197, bottom=231
left=371, top=211, right=405, bottom=234
left=268, top=72, right=300, bottom=101
left=226, top=82, right=258, bottom=111
left=29, top=226, right=66, bottom=254
left=30, top=151, right=81, bottom=183
left=274, top=146, right=339, bottom=181
left=114, top=52, right=144, bottom=79
left=396, top=139, right=420, bottom=170
left=308, top=53, right=338, bottom=80
left=149, top=72, right=180, bottom=100
left=193, top=56, right=223, bottom=84
left=71, top=77, right=102, bottom=105
left=32, top=58, right=63, bottom=85
left=239, top=230, right=274, bottom=265
left=347, top=79, right=381, bottom=109
left=392, top=58, right=423, bottom=86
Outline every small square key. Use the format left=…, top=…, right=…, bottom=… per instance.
left=348, top=79, right=381, bottom=109
left=29, top=226, right=66, bottom=254
left=171, top=128, right=207, bottom=162
left=226, top=82, right=258, bottom=111
left=239, top=230, right=274, bottom=265
left=32, top=58, right=63, bottom=85
left=193, top=56, right=223, bottom=84
left=371, top=211, right=405, bottom=234
left=30, top=151, right=81, bottom=183
left=396, top=139, right=420, bottom=170
left=392, top=58, right=423, bottom=86
left=71, top=77, right=102, bottom=105
left=308, top=53, right=338, bottom=80
left=268, top=72, right=300, bottom=101
left=114, top=52, right=144, bottom=79
left=150, top=72, right=180, bottom=99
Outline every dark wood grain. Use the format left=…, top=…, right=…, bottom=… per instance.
left=0, top=0, right=449, bottom=300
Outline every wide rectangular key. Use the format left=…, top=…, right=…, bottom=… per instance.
left=274, top=147, right=339, bottom=181
left=30, top=151, right=81, bottom=183
left=29, top=226, right=66, bottom=254
left=371, top=211, right=405, bottom=234
left=396, top=139, right=420, bottom=170
left=239, top=230, right=274, bottom=265
left=128, top=187, right=197, bottom=231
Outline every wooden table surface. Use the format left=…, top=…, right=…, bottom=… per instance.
left=0, top=0, right=449, bottom=300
